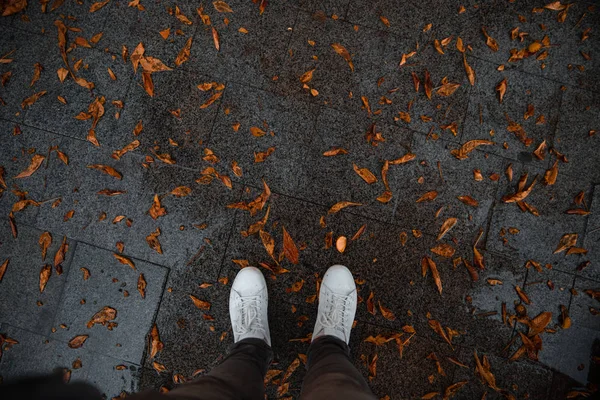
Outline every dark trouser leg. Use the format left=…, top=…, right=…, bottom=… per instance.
left=155, top=338, right=272, bottom=400
left=300, top=336, right=376, bottom=400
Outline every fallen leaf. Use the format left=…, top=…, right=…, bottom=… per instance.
left=457, top=195, right=479, bottom=207
left=437, top=218, right=457, bottom=241
left=323, top=147, right=348, bottom=156
left=86, top=306, right=117, bottom=329
left=416, top=191, right=438, bottom=203
left=367, top=291, right=376, bottom=315
left=89, top=0, right=110, bottom=13
left=190, top=295, right=211, bottom=310
left=171, top=186, right=192, bottom=197
left=137, top=273, right=146, bottom=298
left=149, top=194, right=167, bottom=219
left=0, top=259, right=8, bottom=282
left=331, top=43, right=354, bottom=72
left=328, top=201, right=363, bottom=214
left=212, top=27, right=220, bottom=51
left=431, top=243, right=455, bottom=258
left=114, top=253, right=136, bottom=270
left=378, top=301, right=396, bottom=321
left=482, top=27, right=499, bottom=52
left=15, top=154, right=45, bottom=178
left=175, top=6, right=192, bottom=24
left=353, top=164, right=377, bottom=184
left=496, top=78, right=507, bottom=103
left=68, top=335, right=88, bottom=349
left=149, top=324, right=164, bottom=358
left=463, top=54, right=475, bottom=85
left=54, top=236, right=68, bottom=269
left=336, top=236, right=347, bottom=253
left=39, top=264, right=52, bottom=293
left=515, top=285, right=531, bottom=304
left=87, top=164, right=122, bottom=179
left=451, top=140, right=494, bottom=160
left=554, top=233, right=578, bottom=254
left=299, top=69, right=315, bottom=84
left=544, top=161, right=558, bottom=185
left=200, top=91, right=223, bottom=109
left=159, top=28, right=170, bottom=40
left=175, top=37, right=193, bottom=66
left=39, top=232, right=52, bottom=261
left=282, top=226, right=299, bottom=264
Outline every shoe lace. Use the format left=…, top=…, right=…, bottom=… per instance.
left=319, top=292, right=351, bottom=329
left=233, top=295, right=266, bottom=336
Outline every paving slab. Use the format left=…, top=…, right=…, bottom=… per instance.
left=477, top=0, right=600, bottom=92
left=460, top=57, right=562, bottom=163
left=186, top=0, right=298, bottom=91
left=488, top=159, right=593, bottom=267
left=0, top=224, right=75, bottom=336
left=553, top=88, right=600, bottom=184
left=0, top=324, right=140, bottom=399
left=0, top=120, right=65, bottom=227
left=35, top=137, right=240, bottom=276
left=49, top=242, right=168, bottom=364
left=453, top=347, right=554, bottom=400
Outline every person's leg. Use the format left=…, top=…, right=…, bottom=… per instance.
left=163, top=338, right=272, bottom=400
left=140, top=267, right=273, bottom=400
left=300, top=265, right=376, bottom=400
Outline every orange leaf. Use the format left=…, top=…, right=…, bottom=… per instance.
left=328, top=201, right=363, bottom=214
left=39, top=264, right=51, bottom=293
left=282, top=226, right=299, bottom=264
left=212, top=27, right=220, bottom=51
left=416, top=191, right=437, bottom=203
left=68, top=335, right=89, bottom=349
left=353, top=164, right=377, bottom=184
left=89, top=0, right=110, bottom=13
left=87, top=164, right=122, bottom=179
left=190, top=295, right=211, bottom=310
left=114, top=253, right=136, bottom=270
left=331, top=43, right=354, bottom=72
left=175, top=37, right=193, bottom=66
left=39, top=231, right=52, bottom=261
left=15, top=154, right=45, bottom=178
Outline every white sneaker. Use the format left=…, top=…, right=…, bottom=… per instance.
left=229, top=267, right=271, bottom=346
left=312, top=265, right=357, bottom=344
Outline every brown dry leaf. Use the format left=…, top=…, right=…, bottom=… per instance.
left=57, top=67, right=68, bottom=83
left=54, top=236, right=68, bottom=269
left=424, top=256, right=442, bottom=294
left=39, top=264, right=51, bottom=293
left=68, top=335, right=88, bottom=349
left=112, top=140, right=140, bottom=160
left=87, top=306, right=117, bottom=329
left=250, top=126, right=266, bottom=137
left=431, top=243, right=455, bottom=258
left=149, top=194, right=167, bottom=220
left=212, top=27, right=220, bottom=51
left=15, top=154, right=45, bottom=178
left=529, top=311, right=552, bottom=336
left=533, top=140, right=547, bottom=160
left=190, top=295, right=211, bottom=310
left=545, top=1, right=567, bottom=10
left=260, top=229, right=276, bottom=260
left=352, top=224, right=367, bottom=241
left=30, top=63, right=43, bottom=87
left=481, top=27, right=499, bottom=52
left=175, top=37, right=193, bottom=67
left=299, top=69, right=315, bottom=84
left=496, top=78, right=507, bottom=103
left=323, top=147, right=348, bottom=156
left=175, top=6, right=192, bottom=24
left=75, top=37, right=92, bottom=48
left=429, top=319, right=453, bottom=347
left=444, top=381, right=468, bottom=399
left=515, top=285, right=531, bottom=304
left=39, top=232, right=52, bottom=261
left=87, top=164, right=122, bottom=179
left=80, top=267, right=90, bottom=280
left=200, top=91, right=223, bottom=109
left=367, top=291, right=376, bottom=315
left=114, top=253, right=136, bottom=270
left=388, top=153, right=416, bottom=165
left=328, top=201, right=363, bottom=214
left=149, top=324, right=164, bottom=358
left=90, top=0, right=110, bottom=13
left=2, top=0, right=27, bottom=16
left=336, top=236, right=347, bottom=253
left=416, top=191, right=438, bottom=203
left=137, top=273, right=147, bottom=298
left=437, top=218, right=457, bottom=241
left=331, top=43, right=354, bottom=72
left=21, top=91, right=47, bottom=109
left=145, top=228, right=163, bottom=254
left=544, top=161, right=558, bottom=185
left=457, top=195, right=479, bottom=207
left=437, top=82, right=461, bottom=97
left=213, top=0, right=233, bottom=12
left=159, top=28, right=170, bottom=40
left=9, top=212, right=17, bottom=238
left=353, top=164, right=377, bottom=184
left=473, top=351, right=500, bottom=391
left=463, top=54, right=475, bottom=85
left=142, top=71, right=154, bottom=97
left=140, top=56, right=172, bottom=73
left=0, top=259, right=8, bottom=282
left=282, top=226, right=299, bottom=265
left=503, top=176, right=537, bottom=203
left=553, top=233, right=578, bottom=254
left=424, top=69, right=432, bottom=99
left=378, top=301, right=396, bottom=321
left=171, top=186, right=192, bottom=197
left=451, top=140, right=494, bottom=160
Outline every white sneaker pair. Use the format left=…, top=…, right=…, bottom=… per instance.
left=229, top=265, right=358, bottom=346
